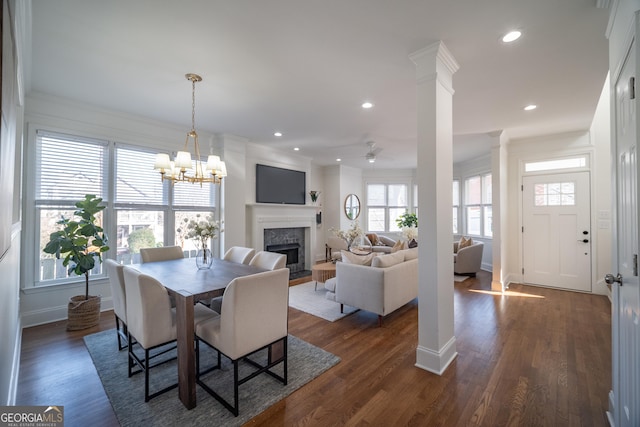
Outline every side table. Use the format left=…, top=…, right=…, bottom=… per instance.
left=311, top=261, right=337, bottom=291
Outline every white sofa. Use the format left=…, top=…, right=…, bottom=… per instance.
left=324, top=248, right=418, bottom=326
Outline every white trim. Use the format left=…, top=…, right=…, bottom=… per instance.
left=7, top=318, right=21, bottom=406
left=415, top=336, right=458, bottom=375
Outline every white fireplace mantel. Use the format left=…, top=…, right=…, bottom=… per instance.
left=246, top=204, right=319, bottom=269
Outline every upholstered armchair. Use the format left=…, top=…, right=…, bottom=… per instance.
left=326, top=236, right=348, bottom=261
left=453, top=240, right=484, bottom=276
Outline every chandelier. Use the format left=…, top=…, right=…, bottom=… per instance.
left=153, top=73, right=227, bottom=185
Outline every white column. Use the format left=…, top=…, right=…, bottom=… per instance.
left=409, top=41, right=459, bottom=374
left=491, top=131, right=509, bottom=292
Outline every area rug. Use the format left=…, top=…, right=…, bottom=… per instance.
left=454, top=275, right=469, bottom=282
left=288, top=281, right=359, bottom=321
left=84, top=329, right=340, bottom=427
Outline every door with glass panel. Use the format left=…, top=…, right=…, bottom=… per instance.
left=522, top=172, right=591, bottom=291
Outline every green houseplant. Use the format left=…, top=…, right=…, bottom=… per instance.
left=396, top=212, right=418, bottom=248
left=43, top=194, right=109, bottom=330
left=396, top=212, right=418, bottom=228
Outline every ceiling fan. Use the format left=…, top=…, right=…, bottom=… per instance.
left=364, top=141, right=383, bottom=163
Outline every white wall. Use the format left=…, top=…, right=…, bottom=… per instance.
left=504, top=128, right=611, bottom=294
left=590, top=75, right=612, bottom=294
left=1, top=0, right=27, bottom=405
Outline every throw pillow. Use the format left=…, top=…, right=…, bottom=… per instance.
left=390, top=239, right=404, bottom=253
left=458, top=236, right=473, bottom=250
left=366, top=233, right=380, bottom=246
left=371, top=251, right=405, bottom=268
left=341, top=250, right=375, bottom=266
left=399, top=248, right=418, bottom=260
left=378, top=235, right=396, bottom=247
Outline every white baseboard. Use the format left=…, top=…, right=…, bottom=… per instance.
left=20, top=298, right=114, bottom=329
left=7, top=318, right=21, bottom=406
left=415, top=336, right=457, bottom=375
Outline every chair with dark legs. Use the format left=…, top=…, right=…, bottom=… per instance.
left=223, top=246, right=256, bottom=265
left=248, top=251, right=286, bottom=270
left=123, top=266, right=217, bottom=402
left=140, top=246, right=184, bottom=263
left=210, top=248, right=279, bottom=313
left=195, top=268, right=290, bottom=416
left=104, top=259, right=127, bottom=350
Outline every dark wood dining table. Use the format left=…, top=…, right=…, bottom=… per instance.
left=130, top=257, right=266, bottom=409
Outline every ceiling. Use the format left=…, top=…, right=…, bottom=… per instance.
left=28, top=0, right=610, bottom=169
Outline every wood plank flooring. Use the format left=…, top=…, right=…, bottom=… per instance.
left=17, top=270, right=611, bottom=426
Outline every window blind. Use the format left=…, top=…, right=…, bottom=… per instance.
left=115, top=146, right=164, bottom=205
left=35, top=131, right=107, bottom=201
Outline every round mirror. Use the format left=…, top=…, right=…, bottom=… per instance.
left=344, top=194, right=361, bottom=220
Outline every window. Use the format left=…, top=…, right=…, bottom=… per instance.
left=463, top=174, right=492, bottom=237
left=32, top=131, right=219, bottom=286
left=525, top=156, right=587, bottom=172
left=534, top=182, right=575, bottom=206
left=366, top=183, right=408, bottom=232
left=36, top=131, right=108, bottom=283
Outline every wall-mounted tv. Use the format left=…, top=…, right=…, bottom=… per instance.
left=256, top=164, right=306, bottom=205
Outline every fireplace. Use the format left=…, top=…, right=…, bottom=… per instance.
left=266, top=243, right=300, bottom=265
left=246, top=203, right=318, bottom=275
left=263, top=227, right=306, bottom=275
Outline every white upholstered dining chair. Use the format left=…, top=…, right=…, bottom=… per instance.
left=195, top=268, right=290, bottom=416
left=104, top=259, right=127, bottom=350
left=209, top=250, right=286, bottom=313
left=140, top=246, right=184, bottom=263
left=123, top=266, right=217, bottom=402
left=223, top=246, right=256, bottom=265
left=248, top=251, right=286, bottom=270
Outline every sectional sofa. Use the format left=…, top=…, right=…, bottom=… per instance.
left=324, top=248, right=418, bottom=326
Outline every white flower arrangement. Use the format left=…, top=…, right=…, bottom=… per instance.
left=330, top=220, right=364, bottom=247
left=177, top=214, right=221, bottom=249
left=402, top=226, right=418, bottom=241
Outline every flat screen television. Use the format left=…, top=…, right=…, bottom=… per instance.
left=256, top=164, right=306, bottom=205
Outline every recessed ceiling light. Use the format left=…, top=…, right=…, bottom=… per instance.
left=293, top=147, right=300, bottom=151
left=524, top=104, right=537, bottom=111
left=361, top=102, right=374, bottom=109
left=502, top=30, right=522, bottom=43
left=274, top=132, right=283, bottom=137
left=336, top=158, right=342, bottom=162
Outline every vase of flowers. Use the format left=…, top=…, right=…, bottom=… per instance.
left=179, top=214, right=221, bottom=269
left=329, top=220, right=364, bottom=250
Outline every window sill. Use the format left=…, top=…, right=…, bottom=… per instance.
left=22, top=277, right=109, bottom=295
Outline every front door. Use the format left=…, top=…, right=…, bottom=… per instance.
left=610, top=29, right=640, bottom=427
left=522, top=171, right=591, bottom=291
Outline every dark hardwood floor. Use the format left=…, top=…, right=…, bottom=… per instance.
left=17, top=270, right=611, bottom=426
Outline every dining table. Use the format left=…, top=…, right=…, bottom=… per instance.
left=130, top=256, right=267, bottom=409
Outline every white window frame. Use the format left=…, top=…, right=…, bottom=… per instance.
left=24, top=128, right=221, bottom=290
left=463, top=173, right=492, bottom=238
left=365, top=183, right=409, bottom=232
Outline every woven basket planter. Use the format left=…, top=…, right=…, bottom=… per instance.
left=67, top=295, right=101, bottom=331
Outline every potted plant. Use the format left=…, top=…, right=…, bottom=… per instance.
left=396, top=212, right=418, bottom=248
left=43, top=194, right=109, bottom=330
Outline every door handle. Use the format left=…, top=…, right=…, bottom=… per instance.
left=604, top=273, right=623, bottom=285
left=577, top=239, right=589, bottom=243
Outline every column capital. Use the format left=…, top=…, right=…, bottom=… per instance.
left=409, top=42, right=459, bottom=94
